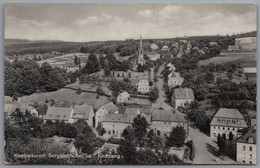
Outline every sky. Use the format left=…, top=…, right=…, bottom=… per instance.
left=5, top=3, right=257, bottom=42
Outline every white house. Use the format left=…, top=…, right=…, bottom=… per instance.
left=168, top=72, right=184, bottom=88
left=72, top=104, right=94, bottom=127
left=44, top=107, right=74, bottom=123
left=210, top=108, right=248, bottom=138
left=137, top=79, right=150, bottom=93
left=236, top=132, right=256, bottom=164
left=117, top=91, right=130, bottom=104
left=95, top=102, right=118, bottom=128
left=171, top=88, right=194, bottom=109
left=161, top=45, right=170, bottom=51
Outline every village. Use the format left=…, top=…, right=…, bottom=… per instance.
left=4, top=32, right=257, bottom=165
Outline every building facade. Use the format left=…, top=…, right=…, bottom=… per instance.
left=117, top=91, right=130, bottom=104
left=44, top=107, right=74, bottom=123
left=151, top=109, right=189, bottom=137
left=168, top=72, right=184, bottom=88
left=137, top=79, right=150, bottom=93
left=236, top=132, right=256, bottom=164
left=210, top=108, right=248, bottom=138
left=95, top=102, right=118, bottom=128
left=72, top=104, right=94, bottom=127
left=171, top=88, right=194, bottom=109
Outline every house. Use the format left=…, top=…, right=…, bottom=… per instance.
left=228, top=45, right=240, bottom=51
left=72, top=104, right=94, bottom=127
left=167, top=63, right=176, bottom=72
left=171, top=88, right=194, bottom=109
left=150, top=43, right=159, bottom=50
left=117, top=91, right=130, bottom=104
left=4, top=103, right=39, bottom=119
left=144, top=51, right=161, bottom=61
left=151, top=109, right=189, bottom=137
left=209, top=42, right=218, bottom=46
left=44, top=107, right=74, bottom=123
left=161, top=45, right=170, bottom=51
left=210, top=108, right=248, bottom=138
left=236, top=132, right=256, bottom=164
left=137, top=79, right=150, bottom=93
left=102, top=113, right=136, bottom=137
left=125, top=107, right=152, bottom=124
left=244, top=67, right=257, bottom=79
left=95, top=102, right=118, bottom=128
left=235, top=37, right=257, bottom=51
left=168, top=72, right=184, bottom=88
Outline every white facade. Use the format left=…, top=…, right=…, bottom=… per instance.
left=117, top=92, right=130, bottom=104
left=210, top=125, right=241, bottom=138
left=237, top=141, right=256, bottom=164
left=102, top=122, right=131, bottom=136
left=151, top=121, right=189, bottom=137
left=137, top=80, right=150, bottom=93
left=168, top=76, right=184, bottom=88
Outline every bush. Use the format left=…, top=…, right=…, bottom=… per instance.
left=107, top=137, right=121, bottom=144
left=186, top=140, right=195, bottom=161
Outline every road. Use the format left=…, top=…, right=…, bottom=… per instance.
left=189, top=126, right=236, bottom=164
left=153, top=63, right=183, bottom=116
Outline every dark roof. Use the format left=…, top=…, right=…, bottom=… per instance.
left=44, top=107, right=73, bottom=121
left=173, top=88, right=194, bottom=99
left=103, top=113, right=136, bottom=124
left=237, top=132, right=256, bottom=144
left=152, top=109, right=187, bottom=123
left=103, top=102, right=118, bottom=113
left=210, top=108, right=247, bottom=127
left=72, top=104, right=93, bottom=120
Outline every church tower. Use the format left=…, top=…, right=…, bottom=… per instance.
left=137, top=35, right=144, bottom=65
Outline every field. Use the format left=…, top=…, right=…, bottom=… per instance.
left=198, top=52, right=256, bottom=67
left=17, top=86, right=110, bottom=110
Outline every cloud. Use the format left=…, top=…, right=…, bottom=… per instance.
left=5, top=5, right=257, bottom=42
left=138, top=9, right=153, bottom=18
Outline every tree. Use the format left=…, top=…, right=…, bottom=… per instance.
left=217, top=134, right=224, bottom=152
left=76, top=88, right=82, bottom=94
left=132, top=114, right=149, bottom=145
left=166, top=126, right=186, bottom=147
left=84, top=53, right=99, bottom=74
left=118, top=139, right=137, bottom=164
left=96, top=87, right=104, bottom=95
left=74, top=55, right=78, bottom=65
left=222, top=133, right=226, bottom=140
left=149, top=87, right=159, bottom=102
left=228, top=132, right=233, bottom=144
left=99, top=55, right=105, bottom=69
left=104, top=61, right=111, bottom=77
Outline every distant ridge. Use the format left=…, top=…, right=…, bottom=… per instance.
left=4, top=39, right=63, bottom=45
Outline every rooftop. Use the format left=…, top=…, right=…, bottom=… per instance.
left=72, top=104, right=93, bottom=120
left=237, top=132, right=256, bottom=144
left=152, top=109, right=187, bottom=123
left=173, top=88, right=194, bottom=99
left=44, top=107, right=73, bottom=121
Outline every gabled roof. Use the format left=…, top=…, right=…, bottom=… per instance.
left=103, top=113, right=136, bottom=124
left=214, top=108, right=244, bottom=119
left=103, top=102, right=118, bottom=113
left=125, top=108, right=140, bottom=115
left=152, top=109, right=187, bottom=123
left=44, top=107, right=73, bottom=121
left=72, top=104, right=93, bottom=120
left=210, top=108, right=247, bottom=127
left=173, top=88, right=194, bottom=99
left=237, top=132, right=256, bottom=144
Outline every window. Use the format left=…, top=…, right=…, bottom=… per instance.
left=228, top=127, right=230, bottom=130
left=233, top=128, right=235, bottom=131
left=218, top=126, right=220, bottom=130
left=250, top=154, right=252, bottom=159
left=248, top=137, right=254, bottom=143
left=223, top=127, right=225, bottom=130
left=243, top=146, right=246, bottom=151
left=249, top=161, right=252, bottom=164
left=249, top=146, right=252, bottom=151
left=242, top=160, right=245, bottom=164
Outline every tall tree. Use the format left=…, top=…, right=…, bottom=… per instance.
left=166, top=126, right=186, bottom=147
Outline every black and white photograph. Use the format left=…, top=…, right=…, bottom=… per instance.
left=3, top=3, right=257, bottom=165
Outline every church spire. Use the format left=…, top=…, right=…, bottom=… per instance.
left=140, top=35, right=142, bottom=48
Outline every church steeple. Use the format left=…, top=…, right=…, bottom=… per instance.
left=137, top=35, right=144, bottom=66
left=140, top=35, right=142, bottom=48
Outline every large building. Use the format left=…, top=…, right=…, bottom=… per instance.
left=210, top=108, right=248, bottom=138
left=44, top=107, right=74, bottom=123
left=71, top=104, right=94, bottom=127
left=236, top=132, right=256, bottom=164
left=137, top=36, right=145, bottom=66
left=137, top=79, right=150, bottom=93
left=151, top=109, right=189, bottom=137
left=235, top=37, right=257, bottom=51
left=144, top=51, right=161, bottom=61
left=171, top=88, right=194, bottom=109
left=95, top=102, right=118, bottom=128
left=102, top=113, right=136, bottom=137
left=168, top=72, right=184, bottom=88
